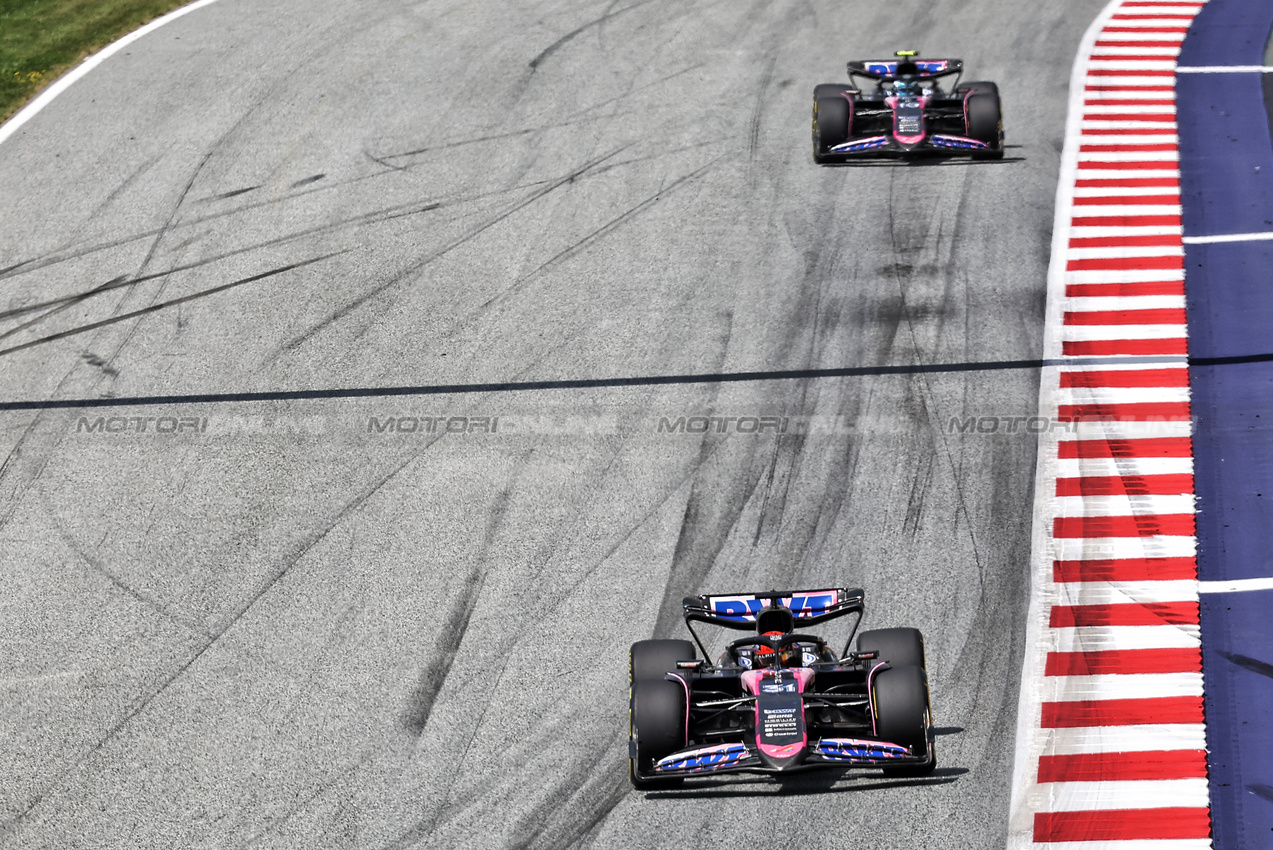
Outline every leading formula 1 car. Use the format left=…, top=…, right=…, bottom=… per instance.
left=628, top=587, right=935, bottom=787
left=812, top=51, right=1003, bottom=163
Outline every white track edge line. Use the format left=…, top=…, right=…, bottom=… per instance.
left=1182, top=231, right=1273, bottom=244
left=0, top=0, right=223, bottom=149
left=1008, top=0, right=1128, bottom=843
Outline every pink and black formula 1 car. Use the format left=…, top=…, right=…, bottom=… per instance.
left=627, top=588, right=935, bottom=788
left=811, top=52, right=1003, bottom=163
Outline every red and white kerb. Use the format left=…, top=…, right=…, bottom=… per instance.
left=1009, top=1, right=1213, bottom=847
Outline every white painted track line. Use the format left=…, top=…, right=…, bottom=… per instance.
left=0, top=0, right=223, bottom=148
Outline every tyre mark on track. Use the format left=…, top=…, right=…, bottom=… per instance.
left=275, top=147, right=631, bottom=355
left=400, top=566, right=484, bottom=734
left=0, top=201, right=441, bottom=323
left=0, top=445, right=428, bottom=833
left=471, top=156, right=723, bottom=320
left=50, top=512, right=203, bottom=634
left=0, top=276, right=127, bottom=340
left=0, top=251, right=345, bottom=359
left=528, top=0, right=662, bottom=70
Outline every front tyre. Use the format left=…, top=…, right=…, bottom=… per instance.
left=872, top=663, right=936, bottom=777
left=812, top=95, right=850, bottom=164
left=965, top=92, right=1004, bottom=160
left=858, top=627, right=926, bottom=670
left=630, top=639, right=696, bottom=682
left=629, top=677, right=687, bottom=789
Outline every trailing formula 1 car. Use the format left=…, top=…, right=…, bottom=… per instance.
left=627, top=587, right=935, bottom=788
left=811, top=51, right=1003, bottom=163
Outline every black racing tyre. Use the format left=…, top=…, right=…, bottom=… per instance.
left=954, top=80, right=999, bottom=98
left=812, top=95, right=851, bottom=164
left=630, top=639, right=696, bottom=683
left=872, top=663, right=936, bottom=776
left=814, top=83, right=856, bottom=100
left=965, top=92, right=1004, bottom=160
left=629, top=677, right=688, bottom=789
left=858, top=627, right=927, bottom=670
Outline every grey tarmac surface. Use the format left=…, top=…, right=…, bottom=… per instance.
left=0, top=0, right=1104, bottom=847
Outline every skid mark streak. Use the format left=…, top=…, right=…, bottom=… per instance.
left=276, top=147, right=631, bottom=355
left=0, top=200, right=441, bottom=323
left=472, top=156, right=723, bottom=321
left=0, top=252, right=346, bottom=358
left=400, top=567, right=484, bottom=734
left=0, top=276, right=128, bottom=340
left=0, top=446, right=425, bottom=833
left=50, top=513, right=202, bottom=635
left=1218, top=650, right=1273, bottom=679
left=528, top=0, right=662, bottom=70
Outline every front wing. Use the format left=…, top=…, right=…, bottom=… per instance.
left=830, top=133, right=990, bottom=157
left=645, top=737, right=927, bottom=778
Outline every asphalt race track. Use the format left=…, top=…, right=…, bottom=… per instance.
left=0, top=0, right=1105, bottom=847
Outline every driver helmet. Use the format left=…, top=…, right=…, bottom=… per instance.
left=753, top=631, right=787, bottom=668
left=754, top=605, right=797, bottom=667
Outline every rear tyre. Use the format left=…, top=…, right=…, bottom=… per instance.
left=629, top=677, right=687, bottom=789
left=812, top=95, right=851, bottom=164
left=872, top=663, right=936, bottom=776
left=858, top=627, right=926, bottom=670
left=630, top=639, right=696, bottom=682
left=965, top=91, right=1004, bottom=160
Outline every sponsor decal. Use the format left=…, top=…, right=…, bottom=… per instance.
left=863, top=60, right=950, bottom=76
left=709, top=591, right=839, bottom=621
left=655, top=743, right=748, bottom=773
left=816, top=738, right=909, bottom=762
left=757, top=692, right=805, bottom=746
left=896, top=116, right=921, bottom=135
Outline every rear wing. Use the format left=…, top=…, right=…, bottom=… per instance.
left=847, top=59, right=963, bottom=81
left=682, top=588, right=864, bottom=628
left=681, top=588, right=865, bottom=660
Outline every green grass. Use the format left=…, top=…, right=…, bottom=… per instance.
left=0, top=0, right=191, bottom=123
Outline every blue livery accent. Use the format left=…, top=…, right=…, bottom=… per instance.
left=863, top=60, right=950, bottom=76
left=655, top=743, right=749, bottom=773
left=711, top=593, right=838, bottom=621
left=815, top=738, right=909, bottom=762
left=830, top=136, right=889, bottom=153
left=930, top=134, right=988, bottom=150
